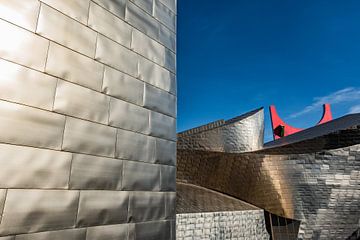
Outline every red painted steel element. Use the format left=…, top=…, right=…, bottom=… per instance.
left=270, top=104, right=333, bottom=140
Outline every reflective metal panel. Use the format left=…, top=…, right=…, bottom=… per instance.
left=0, top=190, right=79, bottom=235
left=15, top=228, right=86, bottom=240
left=143, top=83, right=176, bottom=117
left=160, top=165, right=176, bottom=191
left=102, top=66, right=144, bottom=106
left=69, top=154, right=123, bottom=190
left=154, top=0, right=176, bottom=32
left=0, top=189, right=6, bottom=222
left=116, top=129, right=155, bottom=163
left=0, top=101, right=65, bottom=150
left=129, top=192, right=165, bottom=222
left=39, top=0, right=90, bottom=24
left=86, top=224, right=130, bottom=240
left=130, top=0, right=153, bottom=15
left=0, top=144, right=72, bottom=189
left=164, top=48, right=176, bottom=73
left=62, top=117, right=117, bottom=157
left=149, top=111, right=176, bottom=140
left=0, top=19, right=48, bottom=71
left=95, top=34, right=138, bottom=77
left=155, top=138, right=176, bottom=166
left=46, top=43, right=104, bottom=91
left=76, top=190, right=129, bottom=227
left=122, top=161, right=160, bottom=191
left=109, top=97, right=149, bottom=134
left=159, top=24, right=176, bottom=52
left=92, top=0, right=126, bottom=20
left=0, top=0, right=40, bottom=31
left=89, top=2, right=132, bottom=48
left=165, top=192, right=176, bottom=219
left=0, top=237, right=13, bottom=240
left=159, top=0, right=176, bottom=14
left=138, top=57, right=173, bottom=93
left=125, top=2, right=159, bottom=40
left=0, top=59, right=57, bottom=111
left=132, top=29, right=165, bottom=66
left=135, top=221, right=171, bottom=240
left=37, top=4, right=97, bottom=58
left=54, top=80, right=110, bottom=124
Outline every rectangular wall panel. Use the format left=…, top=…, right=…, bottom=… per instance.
left=62, top=117, right=117, bottom=157
left=54, top=80, right=110, bottom=124
left=39, top=0, right=90, bottom=24
left=92, top=0, right=126, bottom=20
left=109, top=97, right=149, bottom=134
left=36, top=4, right=97, bottom=58
left=149, top=111, right=176, bottom=140
left=160, top=165, right=176, bottom=191
left=0, top=59, right=57, bottom=111
left=139, top=57, right=174, bottom=93
left=69, top=154, right=123, bottom=190
left=122, top=161, right=160, bottom=191
left=89, top=2, right=132, bottom=48
left=116, top=129, right=155, bottom=163
left=129, top=192, right=165, bottom=222
left=159, top=0, right=176, bottom=13
left=0, top=144, right=72, bottom=189
left=102, top=66, right=144, bottom=106
left=0, top=189, right=6, bottom=223
left=135, top=221, right=171, bottom=240
left=125, top=2, right=159, bottom=40
left=95, top=34, right=139, bottom=77
left=159, top=24, right=176, bottom=52
left=130, top=0, right=153, bottom=15
left=165, top=192, right=176, bottom=220
left=0, top=19, right=48, bottom=71
left=76, top=190, right=129, bottom=227
left=0, top=101, right=65, bottom=150
left=164, top=48, right=176, bottom=73
left=0, top=0, right=40, bottom=31
left=0, top=237, right=13, bottom=240
left=155, top=138, right=176, bottom=166
left=86, top=224, right=131, bottom=240
left=132, top=29, right=165, bottom=66
left=144, top=84, right=176, bottom=117
left=15, top=228, right=86, bottom=240
left=154, top=0, right=176, bottom=32
left=46, top=43, right=104, bottom=91
left=0, top=190, right=79, bottom=236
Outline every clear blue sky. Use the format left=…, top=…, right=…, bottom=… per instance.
left=177, top=0, right=360, bottom=142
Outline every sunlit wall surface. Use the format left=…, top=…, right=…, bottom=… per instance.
left=0, top=0, right=176, bottom=239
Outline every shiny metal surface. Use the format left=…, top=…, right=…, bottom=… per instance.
left=159, top=0, right=177, bottom=14
left=102, top=66, right=144, bottom=106
left=36, top=4, right=97, bottom=58
left=154, top=0, right=176, bottom=32
left=0, top=144, right=71, bottom=189
left=0, top=0, right=40, bottom=31
left=62, top=117, right=117, bottom=157
left=89, top=2, right=132, bottom=48
left=0, top=0, right=176, bottom=238
left=39, top=0, right=90, bottom=24
left=178, top=107, right=264, bottom=153
left=122, top=161, right=160, bottom=191
left=144, top=83, right=177, bottom=117
left=0, top=101, right=65, bottom=150
left=95, top=34, right=138, bottom=77
left=0, top=190, right=79, bottom=235
left=177, top=118, right=360, bottom=239
left=0, top=19, right=48, bottom=71
left=46, top=42, right=104, bottom=91
left=165, top=48, right=176, bottom=72
left=69, top=154, right=123, bottom=190
left=54, top=80, right=110, bottom=124
left=0, top=59, right=57, bottom=111
left=109, top=97, right=149, bottom=134
left=77, top=190, right=129, bottom=227
left=116, top=129, right=155, bottom=163
left=132, top=29, right=165, bottom=66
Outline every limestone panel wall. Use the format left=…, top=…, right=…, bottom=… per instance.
left=0, top=0, right=176, bottom=239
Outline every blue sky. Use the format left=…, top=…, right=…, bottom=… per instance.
left=176, top=0, right=360, bottom=142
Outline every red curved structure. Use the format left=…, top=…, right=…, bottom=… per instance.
left=270, top=104, right=333, bottom=140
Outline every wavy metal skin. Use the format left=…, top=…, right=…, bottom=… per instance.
left=0, top=0, right=176, bottom=239
left=177, top=115, right=360, bottom=239
left=178, top=108, right=264, bottom=153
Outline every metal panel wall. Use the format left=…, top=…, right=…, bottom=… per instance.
left=0, top=0, right=176, bottom=239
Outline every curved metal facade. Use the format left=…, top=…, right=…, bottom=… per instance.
left=177, top=114, right=360, bottom=239
left=0, top=0, right=176, bottom=239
